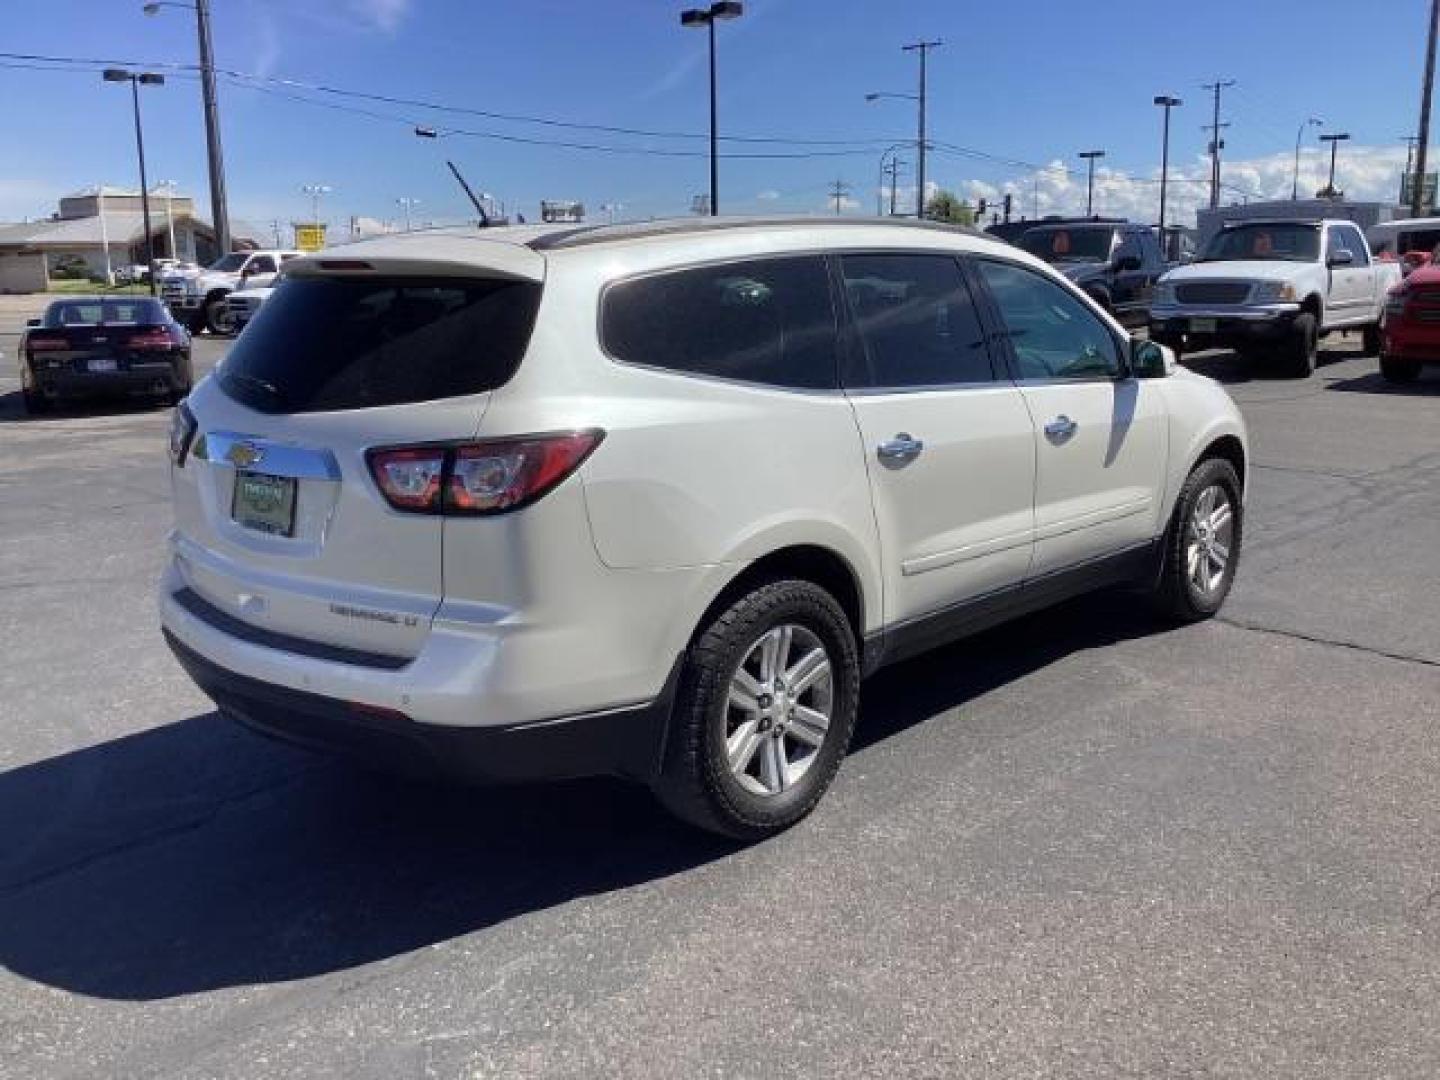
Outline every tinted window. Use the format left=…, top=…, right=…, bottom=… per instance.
left=1114, top=231, right=1142, bottom=265
left=974, top=259, right=1121, bottom=380
left=219, top=277, right=540, bottom=414
left=601, top=256, right=838, bottom=389
left=247, top=255, right=278, bottom=275
left=44, top=298, right=167, bottom=327
left=840, top=253, right=994, bottom=388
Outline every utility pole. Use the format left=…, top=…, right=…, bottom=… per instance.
left=829, top=178, right=851, bottom=215
left=902, top=40, right=942, bottom=219
left=882, top=157, right=905, bottom=216
left=1203, top=79, right=1235, bottom=210
left=1414, top=0, right=1440, bottom=217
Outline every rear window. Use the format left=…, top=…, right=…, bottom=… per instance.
left=44, top=298, right=167, bottom=327
left=601, top=256, right=839, bottom=389
left=218, top=276, right=541, bottom=414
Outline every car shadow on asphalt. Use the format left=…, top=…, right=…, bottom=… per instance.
left=0, top=389, right=174, bottom=424
left=1181, top=338, right=1366, bottom=385
left=1325, top=370, right=1440, bottom=397
left=0, top=592, right=1163, bottom=1002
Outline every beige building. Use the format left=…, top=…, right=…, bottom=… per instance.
left=0, top=186, right=263, bottom=293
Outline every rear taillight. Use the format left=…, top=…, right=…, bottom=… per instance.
left=367, top=431, right=604, bottom=516
left=27, top=335, right=66, bottom=352
left=130, top=328, right=177, bottom=350
left=169, top=403, right=197, bottom=466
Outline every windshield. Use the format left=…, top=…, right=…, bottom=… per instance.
left=207, top=253, right=248, bottom=273
left=1199, top=224, right=1320, bottom=263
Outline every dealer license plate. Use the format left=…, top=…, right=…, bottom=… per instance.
left=231, top=471, right=297, bottom=537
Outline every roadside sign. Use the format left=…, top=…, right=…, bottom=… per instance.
left=294, top=222, right=327, bottom=252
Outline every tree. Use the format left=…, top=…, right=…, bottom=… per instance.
left=924, top=189, right=974, bottom=225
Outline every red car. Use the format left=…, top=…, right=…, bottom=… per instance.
left=1379, top=262, right=1440, bottom=383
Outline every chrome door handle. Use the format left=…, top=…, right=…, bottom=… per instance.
left=877, top=433, right=924, bottom=465
left=1044, top=415, right=1078, bottom=442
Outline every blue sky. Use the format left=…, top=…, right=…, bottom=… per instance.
left=0, top=0, right=1432, bottom=232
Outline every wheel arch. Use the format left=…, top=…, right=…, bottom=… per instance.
left=1198, top=432, right=1247, bottom=493
left=692, top=544, right=870, bottom=658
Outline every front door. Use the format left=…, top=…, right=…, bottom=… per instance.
left=972, top=256, right=1169, bottom=576
left=1325, top=225, right=1372, bottom=322
left=838, top=252, right=1037, bottom=628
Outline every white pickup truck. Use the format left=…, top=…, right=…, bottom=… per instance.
left=1149, top=218, right=1401, bottom=376
left=159, top=249, right=302, bottom=335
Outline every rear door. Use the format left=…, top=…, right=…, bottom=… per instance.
left=839, top=252, right=1036, bottom=627
left=971, top=256, right=1168, bottom=576
left=170, top=268, right=543, bottom=659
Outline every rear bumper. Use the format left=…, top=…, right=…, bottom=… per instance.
left=32, top=362, right=185, bottom=398
left=165, top=628, right=677, bottom=783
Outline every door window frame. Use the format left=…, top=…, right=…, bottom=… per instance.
left=966, top=253, right=1132, bottom=386
left=828, top=249, right=1006, bottom=394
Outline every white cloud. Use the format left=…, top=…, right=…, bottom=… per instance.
left=349, top=0, right=411, bottom=32
left=947, top=145, right=1409, bottom=229
left=755, top=189, right=781, bottom=201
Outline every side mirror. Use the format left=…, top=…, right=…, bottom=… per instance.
left=25, top=318, right=41, bottom=328
left=1131, top=338, right=1173, bottom=379
left=1328, top=248, right=1355, bottom=267
left=1114, top=254, right=1142, bottom=273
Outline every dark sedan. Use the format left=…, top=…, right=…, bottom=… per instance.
left=19, top=297, right=193, bottom=414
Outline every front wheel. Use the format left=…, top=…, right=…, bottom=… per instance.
left=1150, top=457, right=1243, bottom=622
left=1380, top=353, right=1422, bottom=383
left=653, top=579, right=860, bottom=840
left=1362, top=323, right=1383, bottom=357
left=204, top=295, right=235, bottom=336
left=1284, top=312, right=1318, bottom=377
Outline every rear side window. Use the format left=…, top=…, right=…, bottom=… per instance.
left=840, top=253, right=994, bottom=388
left=218, top=276, right=540, bottom=414
left=601, top=256, right=838, bottom=389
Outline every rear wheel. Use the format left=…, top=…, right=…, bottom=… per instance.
left=1150, top=457, right=1243, bottom=622
left=1284, top=312, right=1318, bottom=377
left=1380, top=353, right=1423, bottom=384
left=653, top=579, right=860, bottom=840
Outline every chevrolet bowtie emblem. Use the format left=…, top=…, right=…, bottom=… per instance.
left=227, top=441, right=264, bottom=468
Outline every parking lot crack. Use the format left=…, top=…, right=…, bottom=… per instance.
left=1216, top=615, right=1440, bottom=671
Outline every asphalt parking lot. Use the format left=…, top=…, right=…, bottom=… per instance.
left=2, top=294, right=1439, bottom=1079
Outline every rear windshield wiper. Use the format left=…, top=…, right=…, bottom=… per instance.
left=225, top=372, right=281, bottom=399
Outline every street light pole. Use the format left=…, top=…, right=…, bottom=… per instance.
left=1078, top=149, right=1105, bottom=216
left=396, top=197, right=420, bottom=231
left=1154, top=95, right=1182, bottom=260
left=902, top=40, right=941, bottom=219
left=1320, top=132, right=1351, bottom=197
left=1292, top=118, right=1323, bottom=201
left=104, top=69, right=165, bottom=295
left=680, top=2, right=743, bottom=217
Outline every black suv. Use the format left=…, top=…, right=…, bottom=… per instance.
left=1017, top=220, right=1167, bottom=326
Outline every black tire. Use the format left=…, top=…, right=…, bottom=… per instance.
left=653, top=579, right=860, bottom=840
left=1151, top=457, right=1243, bottom=622
left=1361, top=323, right=1383, bottom=357
left=1380, top=353, right=1422, bottom=384
left=204, top=295, right=235, bottom=336
left=1284, top=311, right=1318, bottom=377
left=21, top=387, right=49, bottom=415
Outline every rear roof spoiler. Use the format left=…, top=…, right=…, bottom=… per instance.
left=285, top=233, right=545, bottom=283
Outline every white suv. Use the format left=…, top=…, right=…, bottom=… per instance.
left=160, top=218, right=1248, bottom=838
